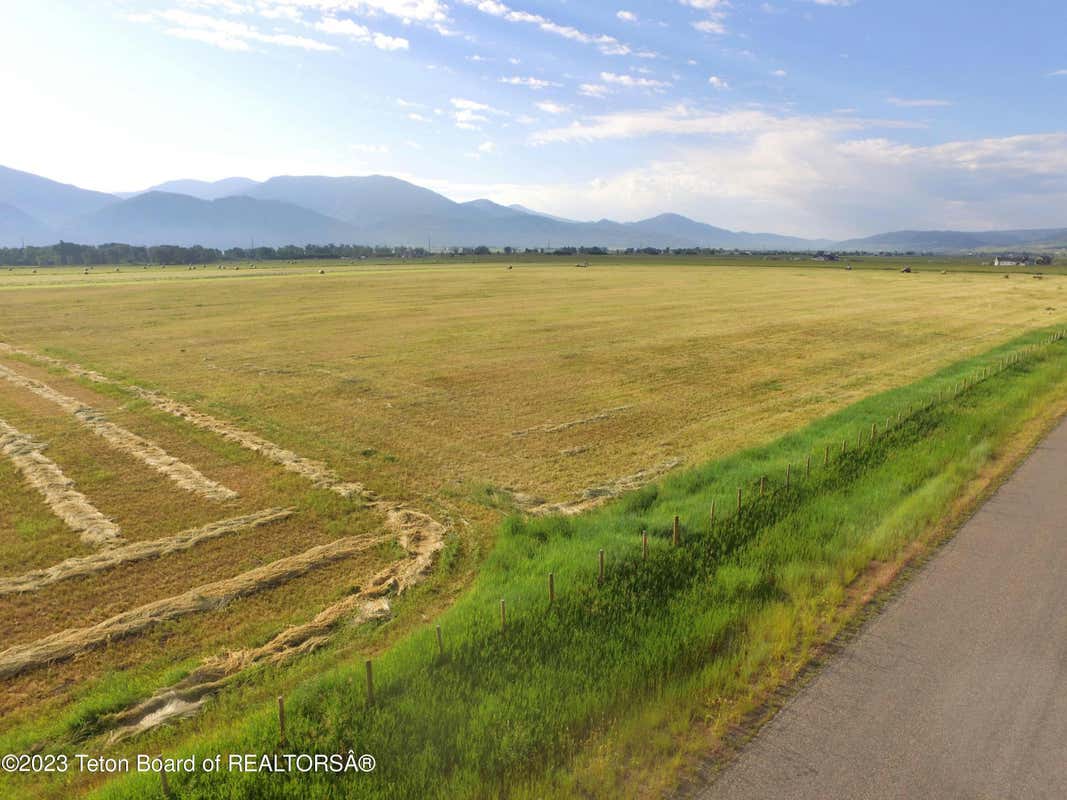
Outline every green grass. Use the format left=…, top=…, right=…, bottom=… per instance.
left=79, top=326, right=1067, bottom=800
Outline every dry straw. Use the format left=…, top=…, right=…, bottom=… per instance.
left=0, top=363, right=237, bottom=501
left=0, top=416, right=123, bottom=548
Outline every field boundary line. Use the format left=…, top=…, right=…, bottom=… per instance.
left=0, top=416, right=124, bottom=549
left=0, top=507, right=294, bottom=595
left=0, top=361, right=237, bottom=501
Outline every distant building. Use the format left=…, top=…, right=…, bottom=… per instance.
left=993, top=256, right=1022, bottom=267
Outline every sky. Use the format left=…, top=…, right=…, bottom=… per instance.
left=2, top=0, right=1066, bottom=238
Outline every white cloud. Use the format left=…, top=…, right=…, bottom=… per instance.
left=408, top=112, right=431, bottom=122
left=451, top=97, right=491, bottom=111
left=351, top=143, right=389, bottom=153
left=887, top=97, right=952, bottom=107
left=1051, top=69, right=1067, bottom=76
left=707, top=75, right=728, bottom=89
left=600, top=71, right=670, bottom=89
left=500, top=76, right=559, bottom=89
left=530, top=105, right=851, bottom=145
left=616, top=10, right=637, bottom=22
left=372, top=32, right=409, bottom=49
left=165, top=27, right=252, bottom=50
left=478, top=140, right=496, bottom=153
left=771, top=69, right=787, bottom=77
left=314, top=16, right=369, bottom=36
left=692, top=18, right=726, bottom=34
left=579, top=83, right=610, bottom=97
left=449, top=97, right=505, bottom=130
left=279, top=0, right=448, bottom=23
left=314, top=17, right=409, bottom=49
left=458, top=0, right=633, bottom=55
left=442, top=129, right=1067, bottom=239
left=536, top=101, right=571, bottom=114
left=137, top=9, right=338, bottom=51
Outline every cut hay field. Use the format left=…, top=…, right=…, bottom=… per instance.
left=1, top=258, right=1065, bottom=798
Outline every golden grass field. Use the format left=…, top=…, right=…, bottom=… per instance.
left=0, top=258, right=1064, bottom=775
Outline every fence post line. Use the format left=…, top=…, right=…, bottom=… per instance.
left=549, top=572, right=555, bottom=605
left=824, top=444, right=830, bottom=466
left=642, top=530, right=648, bottom=560
left=759, top=476, right=766, bottom=497
left=737, top=487, right=742, bottom=514
left=598, top=549, right=605, bottom=583
left=786, top=463, right=791, bottom=488
left=365, top=660, right=375, bottom=707
left=673, top=515, right=680, bottom=547
left=709, top=500, right=716, bottom=526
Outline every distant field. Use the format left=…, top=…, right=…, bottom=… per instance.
left=0, top=257, right=1065, bottom=797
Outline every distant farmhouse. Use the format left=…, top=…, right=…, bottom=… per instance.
left=993, top=254, right=1053, bottom=267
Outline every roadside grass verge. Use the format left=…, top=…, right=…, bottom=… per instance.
left=77, top=327, right=1067, bottom=799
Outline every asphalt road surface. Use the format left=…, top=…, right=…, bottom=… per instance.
left=694, top=417, right=1067, bottom=800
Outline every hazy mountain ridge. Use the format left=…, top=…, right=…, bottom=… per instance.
left=0, top=164, right=1063, bottom=252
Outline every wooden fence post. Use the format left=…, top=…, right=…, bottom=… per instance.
left=500, top=599, right=507, bottom=633
left=759, top=476, right=766, bottom=497
left=806, top=454, right=811, bottom=478
left=642, top=530, right=648, bottom=560
left=598, top=549, right=605, bottom=583
left=786, top=463, right=791, bottom=488
left=672, top=515, right=680, bottom=547
left=737, top=487, right=742, bottom=513
left=549, top=573, right=555, bottom=605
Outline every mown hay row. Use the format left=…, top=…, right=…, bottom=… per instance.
left=519, top=457, right=683, bottom=516
left=510, top=405, right=633, bottom=437
left=0, top=343, right=110, bottom=384
left=0, top=362, right=237, bottom=502
left=130, top=389, right=364, bottom=497
left=0, top=343, right=362, bottom=498
left=103, top=502, right=446, bottom=741
left=105, top=596, right=392, bottom=743
left=0, top=507, right=294, bottom=595
left=0, top=533, right=386, bottom=679
left=0, top=417, right=123, bottom=549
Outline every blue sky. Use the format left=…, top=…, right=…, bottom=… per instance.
left=2, top=0, right=1066, bottom=237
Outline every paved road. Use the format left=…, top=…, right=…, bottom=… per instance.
left=694, top=418, right=1067, bottom=800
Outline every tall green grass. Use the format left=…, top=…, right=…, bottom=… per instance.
left=89, top=328, right=1067, bottom=800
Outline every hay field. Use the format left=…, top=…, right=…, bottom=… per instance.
left=0, top=259, right=1064, bottom=775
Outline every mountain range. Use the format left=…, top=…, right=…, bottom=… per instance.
left=1, top=164, right=1064, bottom=253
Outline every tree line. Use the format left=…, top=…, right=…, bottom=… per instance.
left=0, top=242, right=437, bottom=266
